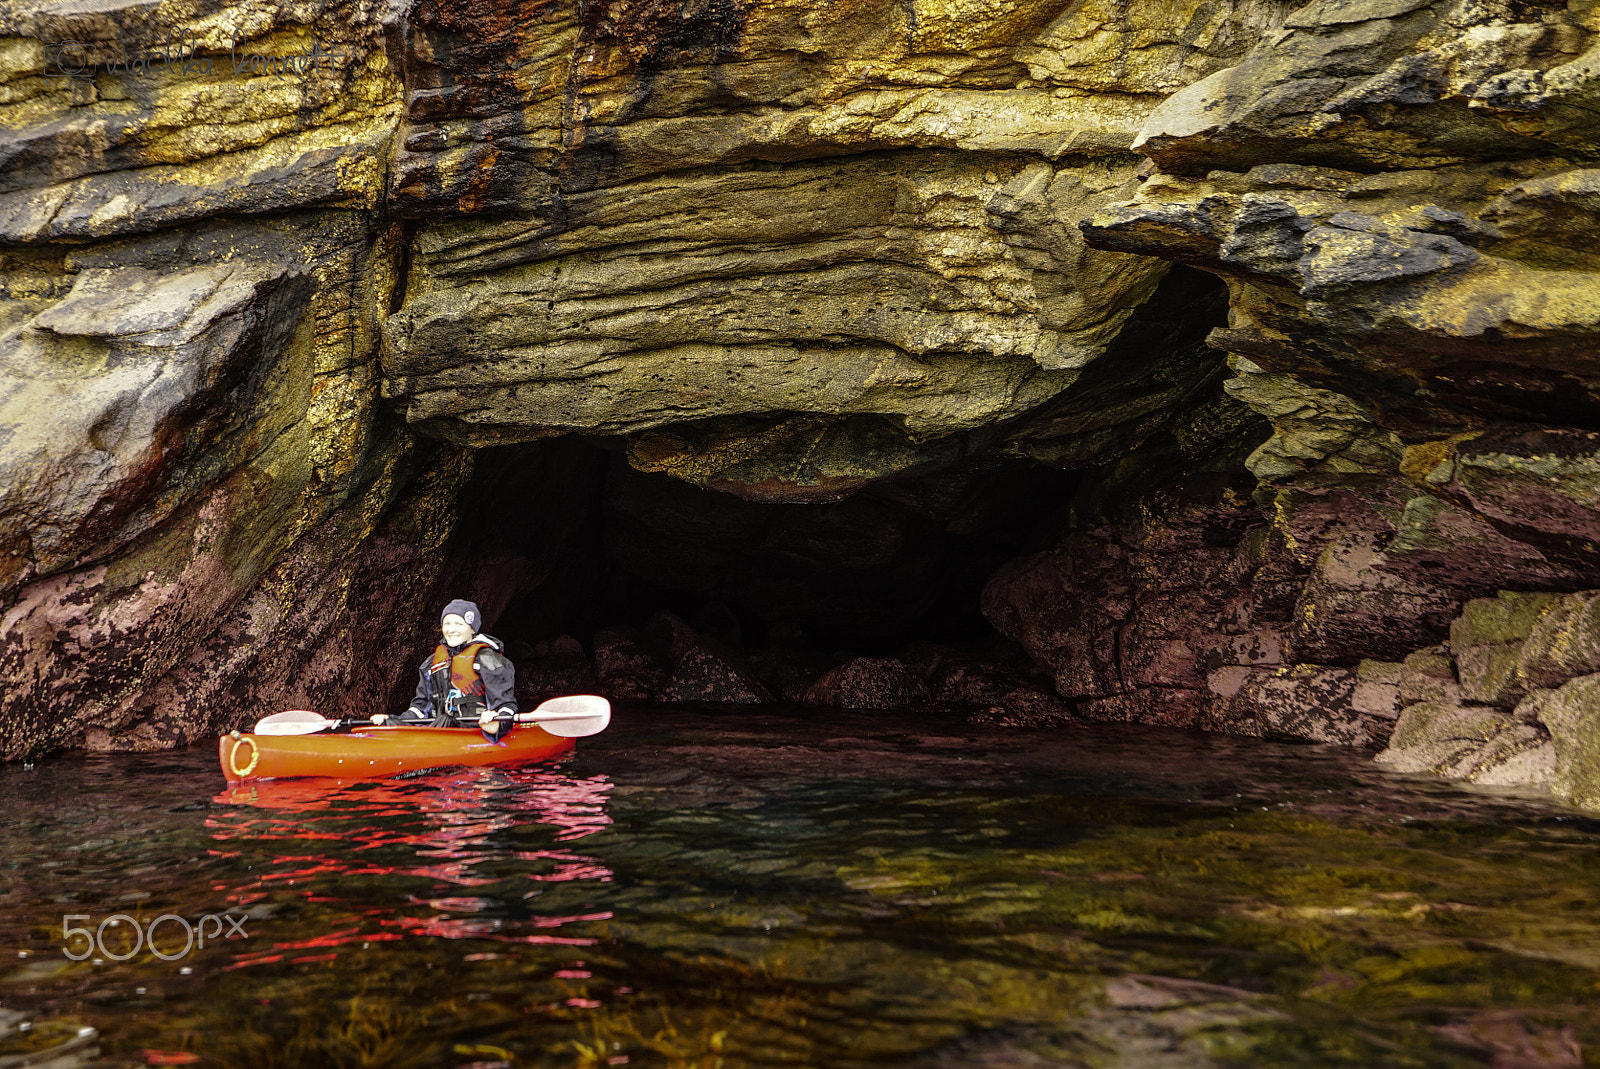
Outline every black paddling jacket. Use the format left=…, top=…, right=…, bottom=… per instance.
left=404, top=633, right=517, bottom=722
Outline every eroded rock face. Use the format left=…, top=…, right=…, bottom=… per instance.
left=0, top=0, right=431, bottom=756
left=2, top=0, right=1599, bottom=796
left=1081, top=0, right=1600, bottom=505
left=0, top=263, right=312, bottom=591
left=1064, top=0, right=1600, bottom=802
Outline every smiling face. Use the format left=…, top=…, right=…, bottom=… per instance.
left=440, top=614, right=475, bottom=646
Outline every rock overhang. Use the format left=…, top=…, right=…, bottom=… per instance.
left=373, top=0, right=1296, bottom=495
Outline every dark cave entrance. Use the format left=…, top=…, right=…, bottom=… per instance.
left=455, top=438, right=1080, bottom=653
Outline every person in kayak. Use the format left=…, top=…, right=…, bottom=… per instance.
left=371, top=599, right=518, bottom=740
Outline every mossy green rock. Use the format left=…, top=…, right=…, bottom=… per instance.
left=1516, top=592, right=1600, bottom=692
left=1385, top=701, right=1515, bottom=754
left=1454, top=644, right=1527, bottom=708
left=1399, top=647, right=1458, bottom=706
left=1527, top=674, right=1600, bottom=812
left=1450, top=591, right=1561, bottom=650
left=1375, top=699, right=1552, bottom=787
left=1448, top=590, right=1560, bottom=708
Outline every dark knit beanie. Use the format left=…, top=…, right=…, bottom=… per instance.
left=441, top=599, right=482, bottom=631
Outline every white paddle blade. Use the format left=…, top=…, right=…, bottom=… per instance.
left=520, top=695, right=611, bottom=737
left=253, top=709, right=335, bottom=736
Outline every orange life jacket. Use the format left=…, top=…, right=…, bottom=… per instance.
left=429, top=641, right=492, bottom=707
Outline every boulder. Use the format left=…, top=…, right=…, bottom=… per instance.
left=933, top=661, right=1039, bottom=707
left=1285, top=535, right=1460, bottom=664
left=1517, top=592, right=1600, bottom=692
left=514, top=635, right=599, bottom=708
left=967, top=687, right=1078, bottom=727
left=1216, top=665, right=1392, bottom=747
left=650, top=612, right=773, bottom=705
left=1459, top=728, right=1557, bottom=789
left=1450, top=591, right=1560, bottom=707
left=1384, top=701, right=1515, bottom=756
left=982, top=541, right=1129, bottom=700
left=746, top=646, right=835, bottom=704
left=662, top=647, right=773, bottom=705
left=933, top=660, right=1077, bottom=725
left=1453, top=644, right=1525, bottom=708
left=1399, top=647, right=1460, bottom=706
left=1451, top=591, right=1563, bottom=649
left=1375, top=700, right=1553, bottom=787
left=1523, top=674, right=1600, bottom=811
left=805, top=658, right=930, bottom=711
left=1352, top=660, right=1404, bottom=720
left=593, top=626, right=669, bottom=702
left=1079, top=689, right=1208, bottom=727
left=897, top=642, right=962, bottom=687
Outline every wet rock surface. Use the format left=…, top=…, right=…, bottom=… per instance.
left=593, top=625, right=670, bottom=703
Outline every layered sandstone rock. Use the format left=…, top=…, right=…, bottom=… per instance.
left=0, top=0, right=441, bottom=756
left=377, top=0, right=1298, bottom=495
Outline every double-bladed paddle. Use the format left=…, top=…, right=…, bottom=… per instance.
left=252, top=695, right=611, bottom=738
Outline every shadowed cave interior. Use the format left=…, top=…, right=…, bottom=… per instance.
left=475, top=442, right=1080, bottom=651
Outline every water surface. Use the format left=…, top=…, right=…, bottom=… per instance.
left=2, top=708, right=1598, bottom=1067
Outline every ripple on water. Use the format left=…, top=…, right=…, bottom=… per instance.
left=0, top=709, right=1597, bottom=1067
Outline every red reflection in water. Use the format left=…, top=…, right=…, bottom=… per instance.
left=203, top=767, right=614, bottom=968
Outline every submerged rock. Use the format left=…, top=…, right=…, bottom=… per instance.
left=1432, top=1009, right=1583, bottom=1069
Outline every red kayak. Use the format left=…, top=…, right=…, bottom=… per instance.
left=218, top=697, right=610, bottom=782
left=219, top=725, right=575, bottom=782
